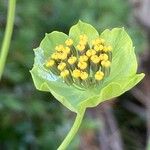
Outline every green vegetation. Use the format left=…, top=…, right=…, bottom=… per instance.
left=0, top=0, right=146, bottom=149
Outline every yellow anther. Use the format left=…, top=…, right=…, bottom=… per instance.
left=57, top=53, right=62, bottom=59
left=78, top=61, right=87, bottom=70
left=95, top=38, right=101, bottom=44
left=99, top=45, right=104, bottom=50
left=92, top=38, right=102, bottom=45
left=79, top=55, right=88, bottom=62
left=94, top=44, right=103, bottom=51
left=80, top=71, right=88, bottom=80
left=60, top=52, right=68, bottom=60
left=57, top=62, right=66, bottom=71
left=68, top=56, right=77, bottom=65
left=91, top=49, right=96, bottom=55
left=99, top=54, right=109, bottom=61
left=103, top=46, right=108, bottom=52
left=72, top=69, right=81, bottom=78
left=77, top=44, right=85, bottom=51
left=79, top=40, right=87, bottom=45
left=64, top=47, right=70, bottom=53
left=79, top=34, right=88, bottom=45
left=100, top=38, right=105, bottom=44
left=103, top=54, right=109, bottom=61
left=51, top=52, right=59, bottom=60
left=107, top=46, right=112, bottom=51
left=86, top=49, right=96, bottom=57
left=101, top=60, right=111, bottom=67
left=94, top=45, right=100, bottom=51
left=48, top=36, right=111, bottom=87
left=80, top=34, right=88, bottom=41
left=91, top=55, right=100, bottom=64
left=65, top=39, right=73, bottom=46
left=45, top=59, right=55, bottom=67
left=60, top=69, right=69, bottom=78
left=86, top=50, right=91, bottom=57
left=55, top=45, right=64, bottom=51
left=95, top=71, right=104, bottom=80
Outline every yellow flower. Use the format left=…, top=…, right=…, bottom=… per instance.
left=68, top=56, right=77, bottom=65
left=91, top=55, right=100, bottom=64
left=45, top=34, right=112, bottom=87
left=80, top=71, right=88, bottom=80
left=99, top=54, right=108, bottom=61
left=65, top=39, right=73, bottom=46
left=78, top=61, right=87, bottom=70
left=60, top=69, right=69, bottom=78
left=86, top=49, right=96, bottom=57
left=79, top=55, right=88, bottom=62
left=95, top=71, right=104, bottom=80
left=101, top=60, right=111, bottom=67
left=77, top=44, right=85, bottom=51
left=45, top=59, right=55, bottom=67
left=72, top=69, right=81, bottom=78
left=57, top=62, right=66, bottom=71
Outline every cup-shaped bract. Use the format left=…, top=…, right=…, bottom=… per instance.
left=30, top=21, right=144, bottom=113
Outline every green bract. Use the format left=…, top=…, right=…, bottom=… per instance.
left=30, top=21, right=144, bottom=113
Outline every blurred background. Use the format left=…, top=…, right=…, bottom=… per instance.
left=0, top=0, right=150, bottom=149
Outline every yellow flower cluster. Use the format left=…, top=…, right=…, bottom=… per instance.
left=45, top=34, right=112, bottom=87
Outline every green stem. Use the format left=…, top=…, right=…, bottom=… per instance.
left=58, top=109, right=85, bottom=150
left=147, top=136, right=150, bottom=150
left=0, top=0, right=16, bottom=80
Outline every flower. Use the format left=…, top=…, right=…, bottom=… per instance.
left=44, top=35, right=110, bottom=88
left=30, top=20, right=144, bottom=113
left=44, top=34, right=112, bottom=88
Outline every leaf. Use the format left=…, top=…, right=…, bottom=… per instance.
left=31, top=63, right=99, bottom=113
left=100, top=28, right=137, bottom=83
left=40, top=31, right=68, bottom=57
left=79, top=74, right=144, bottom=109
left=30, top=21, right=144, bottom=113
left=123, top=73, right=145, bottom=91
left=69, top=20, right=99, bottom=46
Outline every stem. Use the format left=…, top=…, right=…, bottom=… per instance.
left=58, top=109, right=85, bottom=150
left=0, top=0, right=16, bottom=80
left=147, top=139, right=150, bottom=150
